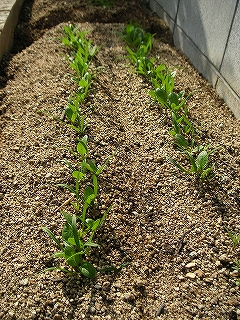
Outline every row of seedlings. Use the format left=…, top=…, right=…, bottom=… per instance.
left=42, top=24, right=112, bottom=279
left=121, top=21, right=217, bottom=180
left=121, top=21, right=240, bottom=286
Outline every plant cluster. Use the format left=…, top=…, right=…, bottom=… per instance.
left=226, top=228, right=240, bottom=286
left=42, top=24, right=112, bottom=278
left=122, top=21, right=218, bottom=180
left=62, top=24, right=99, bottom=134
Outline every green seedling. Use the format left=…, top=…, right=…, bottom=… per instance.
left=169, top=109, right=194, bottom=137
left=225, top=228, right=240, bottom=286
left=166, top=144, right=218, bottom=180
left=65, top=94, right=88, bottom=134
left=226, top=228, right=240, bottom=248
left=58, top=136, right=116, bottom=210
left=62, top=25, right=99, bottom=59
left=233, top=260, right=240, bottom=286
left=42, top=206, right=112, bottom=278
left=126, top=45, right=155, bottom=77
left=151, top=68, right=176, bottom=95
left=122, top=21, right=154, bottom=52
left=149, top=86, right=191, bottom=112
left=100, top=262, right=130, bottom=273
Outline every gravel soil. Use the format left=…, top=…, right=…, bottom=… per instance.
left=0, top=1, right=240, bottom=319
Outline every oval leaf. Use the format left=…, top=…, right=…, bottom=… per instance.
left=80, top=261, right=97, bottom=278
left=196, top=151, right=208, bottom=171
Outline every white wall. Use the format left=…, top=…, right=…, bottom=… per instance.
left=149, top=0, right=240, bottom=119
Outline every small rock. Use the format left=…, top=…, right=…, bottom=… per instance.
left=134, top=278, right=146, bottom=288
left=228, top=298, right=239, bottom=306
left=113, top=281, right=121, bottom=288
left=198, top=304, right=204, bottom=310
left=123, top=292, right=135, bottom=301
left=195, top=269, right=204, bottom=278
left=106, top=295, right=114, bottom=302
left=185, top=272, right=196, bottom=279
left=8, top=311, right=15, bottom=317
left=20, top=278, right=29, bottom=286
left=230, top=270, right=239, bottom=277
left=45, top=172, right=52, bottom=178
left=102, top=281, right=111, bottom=291
left=189, top=251, right=198, bottom=258
left=185, top=262, right=196, bottom=269
left=215, top=260, right=221, bottom=267
left=205, top=278, right=213, bottom=283
left=178, top=275, right=185, bottom=281
left=94, top=284, right=102, bottom=290
left=53, top=315, right=62, bottom=320
left=219, top=254, right=228, bottom=262
left=156, top=304, right=165, bottom=316
left=88, top=307, right=95, bottom=314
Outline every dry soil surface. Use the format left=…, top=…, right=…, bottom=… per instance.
left=0, top=1, right=240, bottom=320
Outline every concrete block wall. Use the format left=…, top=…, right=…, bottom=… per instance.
left=149, top=0, right=240, bottom=119
left=0, top=0, right=25, bottom=62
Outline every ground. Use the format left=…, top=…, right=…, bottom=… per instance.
left=0, top=0, right=240, bottom=319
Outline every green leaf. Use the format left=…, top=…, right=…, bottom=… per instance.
left=175, top=134, right=189, bottom=148
left=72, top=170, right=85, bottom=181
left=61, top=159, right=76, bottom=171
left=87, top=159, right=97, bottom=173
left=57, top=183, right=76, bottom=194
left=201, top=163, right=215, bottom=179
left=166, top=156, right=189, bottom=174
left=64, top=245, right=80, bottom=267
left=62, top=222, right=73, bottom=242
left=77, top=141, right=88, bottom=157
left=62, top=211, right=73, bottom=225
left=65, top=107, right=76, bottom=123
left=187, top=152, right=197, bottom=173
left=196, top=151, right=208, bottom=171
left=72, top=215, right=81, bottom=252
left=92, top=174, right=98, bottom=197
left=80, top=261, right=97, bottom=278
left=84, top=242, right=99, bottom=247
left=42, top=227, right=63, bottom=251
left=52, top=252, right=65, bottom=258
left=96, top=150, right=117, bottom=176
left=84, top=186, right=95, bottom=204
left=168, top=92, right=179, bottom=105
left=100, top=205, right=112, bottom=225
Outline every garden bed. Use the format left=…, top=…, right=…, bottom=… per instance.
left=0, top=0, right=239, bottom=319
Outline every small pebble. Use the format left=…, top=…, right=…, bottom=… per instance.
left=45, top=172, right=52, bottom=178
left=185, top=272, right=196, bottom=279
left=20, top=278, right=29, bottom=286
left=185, top=262, right=196, bottom=269
left=94, top=284, right=102, bottom=290
left=195, top=269, right=204, bottom=278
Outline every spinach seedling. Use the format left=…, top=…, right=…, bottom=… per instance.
left=166, top=144, right=218, bottom=180
left=42, top=206, right=111, bottom=278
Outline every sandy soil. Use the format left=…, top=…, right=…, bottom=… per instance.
left=0, top=0, right=239, bottom=319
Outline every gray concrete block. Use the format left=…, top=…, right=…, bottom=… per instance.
left=176, top=0, right=237, bottom=69
left=0, top=0, right=25, bottom=61
left=216, top=77, right=240, bottom=119
left=220, top=2, right=240, bottom=97
left=1, top=0, right=17, bottom=11
left=0, top=11, right=9, bottom=30
left=173, top=25, right=219, bottom=86
left=149, top=0, right=178, bottom=32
